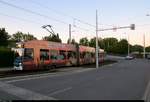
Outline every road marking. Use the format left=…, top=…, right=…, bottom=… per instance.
left=48, top=87, right=72, bottom=96
left=3, top=68, right=95, bottom=83
left=0, top=81, right=57, bottom=100
left=142, top=79, right=150, bottom=102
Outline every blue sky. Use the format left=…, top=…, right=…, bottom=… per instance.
left=0, top=0, right=150, bottom=46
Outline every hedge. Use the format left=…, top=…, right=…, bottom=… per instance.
left=0, top=47, right=14, bottom=68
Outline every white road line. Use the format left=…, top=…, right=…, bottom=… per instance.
left=0, top=72, right=58, bottom=81
left=4, top=68, right=95, bottom=83
left=0, top=81, right=57, bottom=100
left=48, top=87, right=72, bottom=96
left=142, top=79, right=150, bottom=102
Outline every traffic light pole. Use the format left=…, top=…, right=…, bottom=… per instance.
left=95, top=11, right=135, bottom=69
left=98, top=24, right=135, bottom=31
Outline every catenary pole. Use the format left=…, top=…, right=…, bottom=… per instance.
left=69, top=24, right=71, bottom=44
left=143, top=34, right=146, bottom=59
left=96, top=10, right=99, bottom=69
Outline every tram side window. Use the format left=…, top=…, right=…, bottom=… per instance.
left=24, top=48, right=34, bottom=60
left=80, top=52, right=85, bottom=59
left=85, top=52, right=91, bottom=58
left=67, top=51, right=76, bottom=59
left=80, top=52, right=86, bottom=59
left=58, top=50, right=66, bottom=60
left=40, top=49, right=49, bottom=60
left=50, top=50, right=58, bottom=60
left=91, top=53, right=95, bottom=58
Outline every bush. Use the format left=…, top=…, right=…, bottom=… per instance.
left=0, top=47, right=14, bottom=67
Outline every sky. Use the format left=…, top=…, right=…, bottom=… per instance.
left=0, top=0, right=150, bottom=46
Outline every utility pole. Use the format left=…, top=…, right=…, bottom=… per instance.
left=143, top=34, right=146, bottom=59
left=96, top=10, right=99, bottom=69
left=128, top=34, right=130, bottom=56
left=69, top=24, right=71, bottom=44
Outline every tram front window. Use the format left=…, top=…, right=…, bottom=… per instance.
left=13, top=48, right=24, bottom=70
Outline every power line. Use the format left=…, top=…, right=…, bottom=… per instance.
left=74, top=26, right=89, bottom=32
left=0, top=0, right=95, bottom=33
left=0, top=0, right=68, bottom=25
left=26, top=0, right=96, bottom=28
left=0, top=12, right=93, bottom=33
left=0, top=12, right=43, bottom=25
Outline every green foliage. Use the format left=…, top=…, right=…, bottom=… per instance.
left=67, top=38, right=78, bottom=45
left=98, top=38, right=105, bottom=49
left=0, top=47, right=14, bottom=67
left=11, top=32, right=37, bottom=42
left=43, top=33, right=62, bottom=43
left=102, top=38, right=118, bottom=53
left=131, top=45, right=143, bottom=53
left=79, top=37, right=89, bottom=46
left=89, top=37, right=96, bottom=48
left=0, top=28, right=10, bottom=47
left=146, top=46, right=150, bottom=52
left=117, top=39, right=128, bottom=54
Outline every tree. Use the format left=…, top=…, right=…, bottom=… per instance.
left=89, top=37, right=104, bottom=48
left=71, top=38, right=78, bottom=44
left=79, top=37, right=89, bottom=46
left=146, top=46, right=150, bottom=52
left=89, top=37, right=96, bottom=48
left=23, top=33, right=37, bottom=41
left=11, top=32, right=37, bottom=42
left=43, top=33, right=62, bottom=43
left=131, top=45, right=143, bottom=53
left=117, top=39, right=128, bottom=54
left=98, top=38, right=105, bottom=49
left=11, top=31, right=24, bottom=42
left=0, top=28, right=10, bottom=46
left=103, top=38, right=118, bottom=53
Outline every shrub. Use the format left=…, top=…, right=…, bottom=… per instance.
left=0, top=47, right=14, bottom=67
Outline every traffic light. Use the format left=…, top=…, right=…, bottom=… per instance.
left=130, top=24, right=135, bottom=30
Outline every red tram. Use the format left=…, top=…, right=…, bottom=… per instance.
left=13, top=40, right=104, bottom=70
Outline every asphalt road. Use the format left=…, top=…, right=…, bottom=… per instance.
left=0, top=59, right=150, bottom=100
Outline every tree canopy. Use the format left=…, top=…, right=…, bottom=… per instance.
left=146, top=46, right=150, bottom=52
left=11, top=32, right=37, bottom=42
left=0, top=28, right=10, bottom=46
left=131, top=45, right=143, bottom=53
left=43, top=33, right=62, bottom=43
left=79, top=37, right=89, bottom=46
